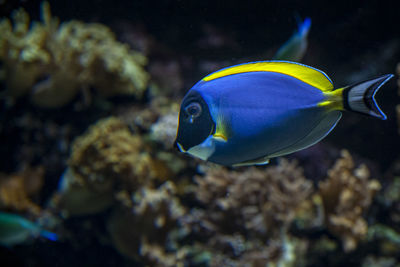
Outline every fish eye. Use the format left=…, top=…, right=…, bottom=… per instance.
left=185, top=102, right=202, bottom=118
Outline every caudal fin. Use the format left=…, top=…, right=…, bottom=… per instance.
left=343, top=74, right=393, bottom=120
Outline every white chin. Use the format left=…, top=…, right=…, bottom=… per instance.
left=187, top=135, right=215, bottom=161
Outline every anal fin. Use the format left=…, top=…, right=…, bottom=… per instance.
left=269, top=111, right=342, bottom=158
left=232, top=111, right=341, bottom=167
left=232, top=156, right=270, bottom=167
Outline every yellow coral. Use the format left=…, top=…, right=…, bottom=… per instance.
left=319, top=150, right=381, bottom=252
left=194, top=159, right=313, bottom=237
left=68, top=117, right=164, bottom=192
left=54, top=116, right=175, bottom=216
left=0, top=167, right=44, bottom=215
left=107, top=182, right=186, bottom=265
left=0, top=2, right=149, bottom=108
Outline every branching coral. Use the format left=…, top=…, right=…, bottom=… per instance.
left=55, top=116, right=173, bottom=216
left=68, top=117, right=161, bottom=190
left=107, top=181, right=187, bottom=266
left=117, top=98, right=186, bottom=174
left=0, top=167, right=44, bottom=215
left=0, top=2, right=149, bottom=108
left=150, top=111, right=179, bottom=148
left=319, top=150, right=381, bottom=252
left=179, top=159, right=313, bottom=265
left=176, top=151, right=383, bottom=264
left=193, top=159, right=313, bottom=237
left=49, top=115, right=191, bottom=265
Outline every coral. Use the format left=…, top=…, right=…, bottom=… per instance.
left=116, top=98, right=187, bottom=174
left=107, top=181, right=187, bottom=266
left=49, top=114, right=191, bottom=264
left=150, top=111, right=179, bottom=148
left=318, top=150, right=381, bottom=252
left=139, top=239, right=188, bottom=267
left=68, top=117, right=167, bottom=191
left=0, top=167, right=44, bottom=215
left=193, top=159, right=313, bottom=237
left=180, top=229, right=308, bottom=267
left=199, top=235, right=283, bottom=267
left=54, top=116, right=175, bottom=216
left=0, top=2, right=149, bottom=108
left=179, top=159, right=313, bottom=265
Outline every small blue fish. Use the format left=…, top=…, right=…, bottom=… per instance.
left=174, top=61, right=393, bottom=166
left=273, top=17, right=311, bottom=62
left=0, top=211, right=57, bottom=247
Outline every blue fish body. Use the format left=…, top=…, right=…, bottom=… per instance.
left=174, top=61, right=393, bottom=166
left=196, top=71, right=336, bottom=165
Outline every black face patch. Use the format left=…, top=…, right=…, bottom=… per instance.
left=174, top=90, right=215, bottom=151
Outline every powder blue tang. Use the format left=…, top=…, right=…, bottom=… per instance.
left=174, top=61, right=393, bottom=166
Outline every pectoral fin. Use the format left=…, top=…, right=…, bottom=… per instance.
left=213, top=133, right=227, bottom=142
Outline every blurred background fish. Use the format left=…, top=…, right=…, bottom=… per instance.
left=0, top=212, right=57, bottom=247
left=273, top=17, right=312, bottom=62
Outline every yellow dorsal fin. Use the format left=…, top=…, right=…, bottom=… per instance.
left=202, top=61, right=334, bottom=91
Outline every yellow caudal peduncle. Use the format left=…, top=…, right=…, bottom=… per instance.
left=202, top=61, right=334, bottom=92
left=318, top=87, right=345, bottom=110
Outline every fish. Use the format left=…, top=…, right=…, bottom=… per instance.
left=174, top=60, right=393, bottom=166
left=273, top=17, right=311, bottom=62
left=0, top=211, right=57, bottom=247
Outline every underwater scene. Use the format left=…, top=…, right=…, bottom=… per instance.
left=0, top=0, right=399, bottom=266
